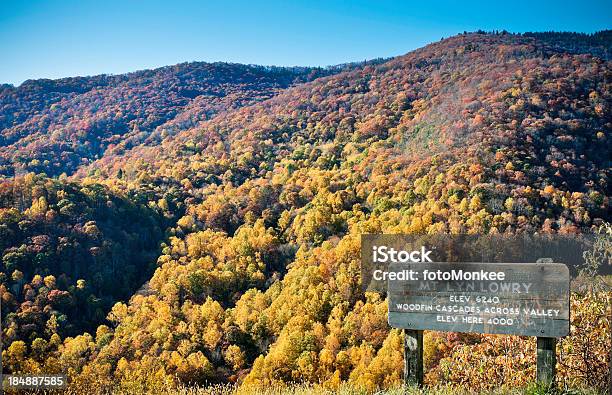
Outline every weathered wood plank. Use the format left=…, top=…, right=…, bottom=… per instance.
left=387, top=262, right=570, bottom=337
left=389, top=295, right=569, bottom=318
left=389, top=312, right=569, bottom=337
left=387, top=262, right=569, bottom=296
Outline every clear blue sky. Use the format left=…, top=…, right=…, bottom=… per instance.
left=1, top=0, right=610, bottom=86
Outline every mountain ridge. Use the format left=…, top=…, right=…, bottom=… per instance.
left=81, top=32, right=611, bottom=201
left=0, top=61, right=380, bottom=177
left=2, top=31, right=610, bottom=180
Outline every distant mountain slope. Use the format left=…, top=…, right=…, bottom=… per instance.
left=2, top=31, right=609, bottom=180
left=0, top=62, right=357, bottom=177
left=89, top=32, right=611, bottom=210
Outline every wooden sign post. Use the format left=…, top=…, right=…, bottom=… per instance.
left=386, top=262, right=570, bottom=387
left=536, top=337, right=556, bottom=386
left=404, top=329, right=423, bottom=386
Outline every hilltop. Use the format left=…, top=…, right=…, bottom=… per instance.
left=0, top=62, right=362, bottom=177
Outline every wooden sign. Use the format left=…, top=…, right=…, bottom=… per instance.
left=387, top=262, right=570, bottom=337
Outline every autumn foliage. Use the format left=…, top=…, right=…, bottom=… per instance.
left=0, top=31, right=611, bottom=393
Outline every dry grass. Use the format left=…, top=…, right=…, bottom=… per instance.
left=172, top=383, right=600, bottom=395
left=18, top=382, right=601, bottom=395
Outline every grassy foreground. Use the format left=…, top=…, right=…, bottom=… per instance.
left=48, top=383, right=602, bottom=395
left=173, top=383, right=601, bottom=395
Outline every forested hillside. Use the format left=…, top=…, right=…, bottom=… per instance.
left=523, top=30, right=612, bottom=59
left=0, top=31, right=610, bottom=394
left=86, top=32, right=611, bottom=232
left=0, top=174, right=165, bottom=346
left=0, top=62, right=360, bottom=178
